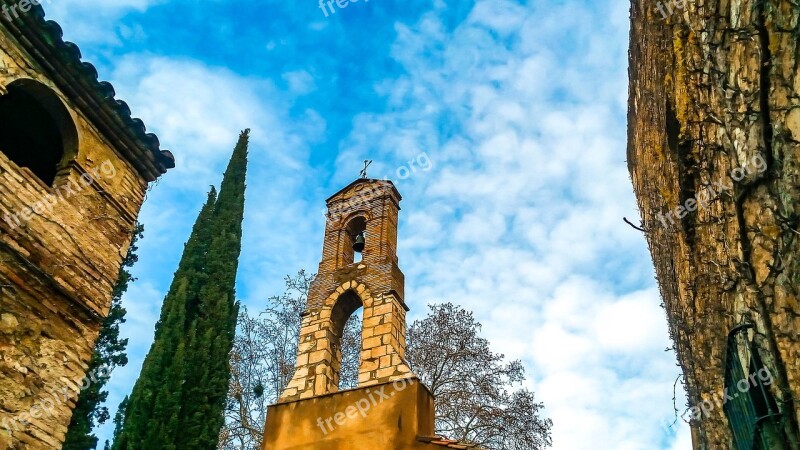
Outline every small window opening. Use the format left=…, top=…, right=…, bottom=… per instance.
left=0, top=79, right=76, bottom=186
left=330, top=290, right=363, bottom=391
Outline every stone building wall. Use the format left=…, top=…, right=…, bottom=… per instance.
left=264, top=378, right=446, bottom=450
left=0, top=12, right=170, bottom=449
left=264, top=180, right=483, bottom=449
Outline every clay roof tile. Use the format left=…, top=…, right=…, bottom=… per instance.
left=0, top=0, right=176, bottom=181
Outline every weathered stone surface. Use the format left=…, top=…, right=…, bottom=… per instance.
left=0, top=16, right=167, bottom=450
left=628, top=0, right=800, bottom=447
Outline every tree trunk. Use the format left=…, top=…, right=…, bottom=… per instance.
left=627, top=0, right=800, bottom=448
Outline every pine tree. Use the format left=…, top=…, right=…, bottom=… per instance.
left=113, top=130, right=249, bottom=450
left=62, top=225, right=142, bottom=449
left=113, top=188, right=216, bottom=450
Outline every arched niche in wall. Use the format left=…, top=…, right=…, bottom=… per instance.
left=0, top=78, right=78, bottom=186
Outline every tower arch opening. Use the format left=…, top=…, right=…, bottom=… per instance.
left=0, top=79, right=77, bottom=186
left=330, top=289, right=363, bottom=390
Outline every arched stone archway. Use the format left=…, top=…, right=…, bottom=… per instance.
left=280, top=281, right=412, bottom=401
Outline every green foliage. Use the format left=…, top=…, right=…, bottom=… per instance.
left=112, top=396, right=128, bottom=444
left=62, top=225, right=142, bottom=449
left=113, top=130, right=249, bottom=450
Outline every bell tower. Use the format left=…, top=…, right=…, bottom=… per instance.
left=262, top=178, right=482, bottom=450
left=280, top=177, right=413, bottom=402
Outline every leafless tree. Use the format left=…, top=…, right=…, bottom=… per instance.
left=407, top=303, right=553, bottom=450
left=220, top=278, right=551, bottom=450
left=218, top=272, right=360, bottom=449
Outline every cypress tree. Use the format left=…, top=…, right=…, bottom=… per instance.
left=110, top=396, right=128, bottom=446
left=113, top=130, right=249, bottom=450
left=63, top=225, right=142, bottom=449
left=178, top=129, right=249, bottom=448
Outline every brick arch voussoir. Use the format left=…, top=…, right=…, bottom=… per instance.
left=322, top=282, right=374, bottom=312
left=336, top=210, right=374, bottom=228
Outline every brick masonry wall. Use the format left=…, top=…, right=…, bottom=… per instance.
left=0, top=31, right=151, bottom=449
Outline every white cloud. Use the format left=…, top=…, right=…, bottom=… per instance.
left=668, top=426, right=693, bottom=450
left=43, top=0, right=164, bottom=45
left=282, top=70, right=317, bottom=95
left=108, top=56, right=300, bottom=185
left=593, top=290, right=667, bottom=353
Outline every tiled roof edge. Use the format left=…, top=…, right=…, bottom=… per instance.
left=417, top=435, right=484, bottom=449
left=0, top=1, right=175, bottom=181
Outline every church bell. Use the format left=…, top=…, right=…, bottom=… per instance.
left=353, top=232, right=365, bottom=253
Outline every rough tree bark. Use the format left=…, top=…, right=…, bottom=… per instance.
left=627, top=0, right=800, bottom=448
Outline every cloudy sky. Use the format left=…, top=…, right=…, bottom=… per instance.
left=45, top=0, right=692, bottom=448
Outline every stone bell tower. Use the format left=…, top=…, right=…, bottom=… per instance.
left=262, top=178, right=470, bottom=450
left=279, top=177, right=413, bottom=402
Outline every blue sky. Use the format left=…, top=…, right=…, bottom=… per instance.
left=46, top=0, right=692, bottom=448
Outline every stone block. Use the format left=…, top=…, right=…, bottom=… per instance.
left=373, top=323, right=393, bottom=336
left=376, top=367, right=396, bottom=379
left=362, top=336, right=382, bottom=350
left=360, top=359, right=379, bottom=372
left=309, top=350, right=331, bottom=365
left=371, top=346, right=388, bottom=358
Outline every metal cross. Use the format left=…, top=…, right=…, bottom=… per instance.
left=360, top=160, right=372, bottom=179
